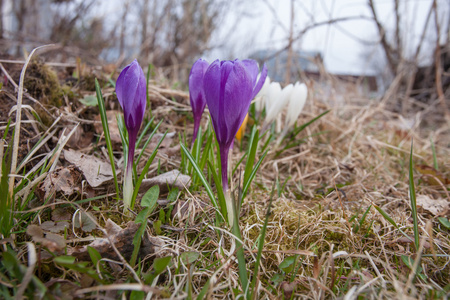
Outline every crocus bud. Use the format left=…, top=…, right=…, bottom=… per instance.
left=115, top=59, right=146, bottom=210
left=263, top=82, right=284, bottom=128
left=203, top=59, right=267, bottom=192
left=285, top=82, right=307, bottom=129
left=189, top=59, right=209, bottom=144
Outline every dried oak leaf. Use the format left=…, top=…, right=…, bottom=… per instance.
left=416, top=195, right=450, bottom=216
left=69, top=219, right=165, bottom=262
left=139, top=170, right=191, bottom=193
left=64, top=149, right=115, bottom=188
left=65, top=125, right=94, bottom=150
left=94, top=110, right=121, bottom=143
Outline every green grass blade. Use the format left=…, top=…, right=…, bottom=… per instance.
left=249, top=181, right=275, bottom=299
left=207, top=161, right=227, bottom=223
left=95, top=78, right=119, bottom=198
left=243, top=126, right=259, bottom=186
left=130, top=131, right=167, bottom=209
left=180, top=144, right=221, bottom=214
left=136, top=116, right=155, bottom=148
left=146, top=63, right=153, bottom=117
left=430, top=137, right=438, bottom=170
left=136, top=119, right=163, bottom=167
left=231, top=152, right=247, bottom=178
left=409, top=140, right=419, bottom=251
left=241, top=149, right=268, bottom=200
left=373, top=204, right=414, bottom=243
left=231, top=199, right=249, bottom=297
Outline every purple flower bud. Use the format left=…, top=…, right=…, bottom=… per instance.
left=116, top=59, right=147, bottom=151
left=115, top=59, right=146, bottom=209
left=189, top=58, right=209, bottom=144
left=203, top=59, right=267, bottom=191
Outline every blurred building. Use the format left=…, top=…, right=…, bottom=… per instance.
left=251, top=48, right=322, bottom=83
left=251, top=48, right=378, bottom=94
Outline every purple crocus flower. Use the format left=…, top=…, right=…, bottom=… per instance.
left=115, top=59, right=146, bottom=209
left=203, top=59, right=267, bottom=192
left=189, top=58, right=209, bottom=144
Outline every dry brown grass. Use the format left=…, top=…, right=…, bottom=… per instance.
left=1, top=55, right=449, bottom=299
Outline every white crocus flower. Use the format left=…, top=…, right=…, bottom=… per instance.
left=254, top=76, right=270, bottom=113
left=263, top=82, right=285, bottom=127
left=285, top=82, right=308, bottom=129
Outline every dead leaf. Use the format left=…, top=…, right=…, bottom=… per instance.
left=94, top=110, right=121, bottom=143
left=40, top=221, right=70, bottom=233
left=139, top=170, right=191, bottom=193
left=73, top=211, right=97, bottom=232
left=65, top=125, right=94, bottom=149
left=52, top=207, right=72, bottom=221
left=69, top=219, right=165, bottom=262
left=281, top=281, right=297, bottom=299
left=37, top=166, right=82, bottom=201
left=27, top=225, right=66, bottom=252
left=27, top=225, right=44, bottom=238
left=416, top=195, right=450, bottom=216
left=64, top=149, right=115, bottom=188
left=416, top=165, right=449, bottom=186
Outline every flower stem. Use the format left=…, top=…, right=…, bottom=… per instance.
left=220, top=146, right=229, bottom=192
left=123, top=131, right=137, bottom=211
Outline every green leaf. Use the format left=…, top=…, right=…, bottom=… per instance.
left=153, top=256, right=171, bottom=275
left=153, top=220, right=162, bottom=235
left=130, top=291, right=145, bottom=300
left=141, top=185, right=160, bottom=209
left=271, top=273, right=285, bottom=285
left=130, top=222, right=147, bottom=267
left=180, top=144, right=220, bottom=213
left=135, top=207, right=151, bottom=224
left=401, top=255, right=427, bottom=281
left=78, top=94, right=98, bottom=106
left=438, top=217, right=450, bottom=229
left=95, top=79, right=119, bottom=198
left=73, top=211, right=97, bottom=232
left=54, top=255, right=76, bottom=265
left=279, top=256, right=296, bottom=273
left=243, top=127, right=259, bottom=186
left=180, top=251, right=200, bottom=265
left=87, top=246, right=101, bottom=266
left=131, top=131, right=167, bottom=209
left=167, top=188, right=179, bottom=202
left=241, top=149, right=268, bottom=199
left=408, top=141, right=419, bottom=251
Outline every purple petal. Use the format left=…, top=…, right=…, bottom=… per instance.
left=241, top=59, right=259, bottom=87
left=251, top=63, right=268, bottom=99
left=222, top=61, right=253, bottom=144
left=189, top=59, right=209, bottom=142
left=203, top=60, right=222, bottom=140
left=115, top=59, right=146, bottom=135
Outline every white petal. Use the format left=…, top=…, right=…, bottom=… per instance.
left=255, top=76, right=270, bottom=112
left=285, top=83, right=307, bottom=128
left=264, top=82, right=284, bottom=124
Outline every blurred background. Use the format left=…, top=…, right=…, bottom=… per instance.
left=0, top=0, right=449, bottom=115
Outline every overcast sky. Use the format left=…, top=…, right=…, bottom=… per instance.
left=97, top=0, right=449, bottom=75
left=205, top=0, right=449, bottom=75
